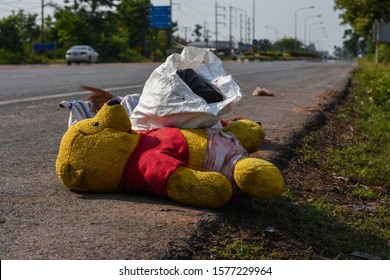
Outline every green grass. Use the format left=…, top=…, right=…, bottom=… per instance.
left=199, top=59, right=390, bottom=260
left=327, top=61, right=390, bottom=186
left=299, top=59, right=389, bottom=187
left=294, top=60, right=390, bottom=258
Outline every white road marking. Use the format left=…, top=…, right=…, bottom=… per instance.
left=0, top=84, right=144, bottom=106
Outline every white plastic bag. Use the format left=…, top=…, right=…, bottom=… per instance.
left=59, top=94, right=140, bottom=127
left=130, top=46, right=242, bottom=130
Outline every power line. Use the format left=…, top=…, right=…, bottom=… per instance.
left=178, top=0, right=213, bottom=18
left=0, top=0, right=48, bottom=15
left=186, top=0, right=214, bottom=10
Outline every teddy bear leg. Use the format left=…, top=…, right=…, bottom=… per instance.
left=233, top=157, right=284, bottom=200
left=167, top=166, right=233, bottom=208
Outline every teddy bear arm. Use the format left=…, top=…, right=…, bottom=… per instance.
left=167, top=166, right=233, bottom=208
left=222, top=119, right=265, bottom=154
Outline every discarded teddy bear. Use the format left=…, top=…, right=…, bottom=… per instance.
left=56, top=99, right=284, bottom=209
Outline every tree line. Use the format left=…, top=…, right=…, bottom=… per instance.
left=0, top=0, right=389, bottom=64
left=0, top=0, right=176, bottom=64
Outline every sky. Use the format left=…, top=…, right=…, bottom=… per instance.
left=0, top=0, right=350, bottom=53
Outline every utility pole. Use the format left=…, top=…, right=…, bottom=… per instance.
left=41, top=0, right=44, bottom=42
left=247, top=17, right=251, bottom=44
left=215, top=1, right=225, bottom=51
left=183, top=26, right=189, bottom=43
left=240, top=13, right=243, bottom=44
left=229, top=6, right=233, bottom=50
left=375, top=22, right=380, bottom=65
left=204, top=21, right=210, bottom=48
left=235, top=8, right=247, bottom=49
left=252, top=0, right=255, bottom=41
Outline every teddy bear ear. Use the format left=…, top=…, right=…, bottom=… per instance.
left=96, top=103, right=132, bottom=132
left=57, top=162, right=85, bottom=189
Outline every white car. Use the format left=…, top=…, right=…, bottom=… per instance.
left=65, top=45, right=99, bottom=65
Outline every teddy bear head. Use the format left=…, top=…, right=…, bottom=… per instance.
left=56, top=100, right=135, bottom=192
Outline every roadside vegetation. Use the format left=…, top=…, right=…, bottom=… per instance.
left=191, top=60, right=390, bottom=260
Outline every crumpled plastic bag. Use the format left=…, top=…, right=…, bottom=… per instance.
left=59, top=94, right=140, bottom=127
left=130, top=46, right=242, bottom=130
left=59, top=100, right=95, bottom=127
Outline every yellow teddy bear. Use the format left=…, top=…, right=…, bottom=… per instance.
left=56, top=99, right=284, bottom=208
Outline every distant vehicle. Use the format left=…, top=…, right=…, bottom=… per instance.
left=230, top=49, right=244, bottom=58
left=65, top=45, right=98, bottom=65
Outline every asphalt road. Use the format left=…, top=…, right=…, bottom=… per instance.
left=0, top=59, right=355, bottom=259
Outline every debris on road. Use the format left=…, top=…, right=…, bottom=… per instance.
left=252, top=87, right=274, bottom=96
left=265, top=227, right=276, bottom=233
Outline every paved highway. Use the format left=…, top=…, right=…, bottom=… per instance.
left=0, top=59, right=355, bottom=259
left=1, top=60, right=351, bottom=104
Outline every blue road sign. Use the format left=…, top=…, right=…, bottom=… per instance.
left=252, top=39, right=258, bottom=46
left=149, top=5, right=172, bottom=28
left=33, top=42, right=56, bottom=51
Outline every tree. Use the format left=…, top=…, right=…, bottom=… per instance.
left=257, top=39, right=273, bottom=52
left=335, top=0, right=390, bottom=60
left=0, top=11, right=40, bottom=53
left=54, top=8, right=80, bottom=47
left=0, top=10, right=43, bottom=63
left=192, top=24, right=202, bottom=42
left=341, top=29, right=363, bottom=57
left=0, top=17, right=23, bottom=53
left=79, top=0, right=118, bottom=15
left=273, top=38, right=303, bottom=53
left=117, top=0, right=150, bottom=50
left=54, top=0, right=119, bottom=60
left=334, top=0, right=390, bottom=40
left=117, top=0, right=179, bottom=60
left=1, top=0, right=179, bottom=63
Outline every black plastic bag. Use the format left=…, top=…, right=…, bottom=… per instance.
left=176, top=69, right=224, bottom=104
